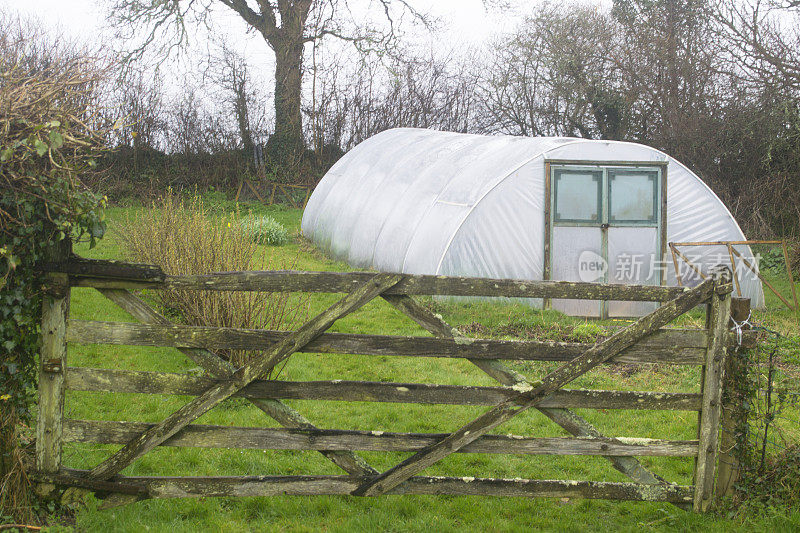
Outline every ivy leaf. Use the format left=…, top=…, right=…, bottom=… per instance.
left=34, top=139, right=48, bottom=156
left=49, top=131, right=64, bottom=149
left=0, top=147, right=12, bottom=162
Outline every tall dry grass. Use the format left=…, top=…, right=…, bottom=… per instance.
left=119, top=191, right=307, bottom=370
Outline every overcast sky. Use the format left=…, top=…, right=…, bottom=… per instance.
left=3, top=0, right=533, bottom=90
left=1, top=0, right=540, bottom=128
left=3, top=0, right=525, bottom=46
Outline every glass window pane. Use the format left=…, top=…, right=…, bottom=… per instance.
left=609, top=171, right=657, bottom=223
left=554, top=171, right=601, bottom=222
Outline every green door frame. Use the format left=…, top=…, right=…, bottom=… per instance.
left=543, top=160, right=668, bottom=318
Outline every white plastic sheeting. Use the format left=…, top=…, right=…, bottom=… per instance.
left=302, top=128, right=764, bottom=313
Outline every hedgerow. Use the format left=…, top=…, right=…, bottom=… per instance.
left=0, top=15, right=106, bottom=522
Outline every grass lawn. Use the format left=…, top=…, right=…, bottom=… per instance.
left=52, top=197, right=800, bottom=532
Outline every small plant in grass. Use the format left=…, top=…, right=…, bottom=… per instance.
left=570, top=322, right=606, bottom=342
left=240, top=215, right=290, bottom=246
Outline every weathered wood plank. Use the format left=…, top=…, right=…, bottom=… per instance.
left=41, top=257, right=164, bottom=281
left=68, top=270, right=687, bottom=301
left=36, top=272, right=70, bottom=474
left=97, top=288, right=378, bottom=478
left=64, top=367, right=703, bottom=410
left=355, top=277, right=719, bottom=497
left=33, top=470, right=147, bottom=496
left=381, top=294, right=675, bottom=489
left=34, top=469, right=695, bottom=503
left=693, top=269, right=732, bottom=512
left=63, top=419, right=699, bottom=456
left=66, top=320, right=709, bottom=365
left=87, top=274, right=402, bottom=481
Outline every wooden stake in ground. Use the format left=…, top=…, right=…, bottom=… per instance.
left=36, top=239, right=72, bottom=475
left=716, top=297, right=750, bottom=499
left=692, top=268, right=732, bottom=511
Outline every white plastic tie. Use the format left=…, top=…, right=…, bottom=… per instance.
left=730, top=310, right=752, bottom=346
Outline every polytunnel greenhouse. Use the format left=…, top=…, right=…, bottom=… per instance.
left=301, top=128, right=764, bottom=317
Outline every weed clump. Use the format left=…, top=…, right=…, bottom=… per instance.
left=241, top=215, right=290, bottom=246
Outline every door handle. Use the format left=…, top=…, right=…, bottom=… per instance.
left=600, top=223, right=610, bottom=229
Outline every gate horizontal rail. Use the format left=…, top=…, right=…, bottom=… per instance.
left=63, top=419, right=699, bottom=456
left=64, top=367, right=704, bottom=410
left=35, top=257, right=743, bottom=512
left=36, top=470, right=695, bottom=503
left=66, top=320, right=714, bottom=364
left=48, top=258, right=687, bottom=300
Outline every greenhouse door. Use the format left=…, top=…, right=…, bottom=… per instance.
left=547, top=164, right=666, bottom=318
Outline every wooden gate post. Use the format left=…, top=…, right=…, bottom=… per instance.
left=36, top=239, right=71, bottom=475
left=716, top=297, right=751, bottom=498
left=693, top=267, right=732, bottom=512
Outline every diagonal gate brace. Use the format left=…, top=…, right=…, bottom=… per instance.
left=99, top=288, right=379, bottom=479
left=382, top=294, right=669, bottom=487
left=87, top=273, right=402, bottom=481
left=354, top=276, right=718, bottom=497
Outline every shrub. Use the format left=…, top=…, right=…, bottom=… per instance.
left=240, top=215, right=290, bottom=246
left=728, top=446, right=800, bottom=517
left=118, top=191, right=307, bottom=369
left=758, top=248, right=785, bottom=276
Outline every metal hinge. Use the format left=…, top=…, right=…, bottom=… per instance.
left=42, top=359, right=63, bottom=373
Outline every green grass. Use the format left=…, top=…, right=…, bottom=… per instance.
left=53, top=198, right=800, bottom=532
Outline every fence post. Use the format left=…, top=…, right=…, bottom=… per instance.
left=693, top=266, right=732, bottom=512
left=716, top=297, right=751, bottom=499
left=35, top=239, right=71, bottom=475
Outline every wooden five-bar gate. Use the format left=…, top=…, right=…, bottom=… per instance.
left=34, top=257, right=748, bottom=512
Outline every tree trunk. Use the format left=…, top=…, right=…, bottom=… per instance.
left=234, top=84, right=254, bottom=161
left=268, top=36, right=305, bottom=163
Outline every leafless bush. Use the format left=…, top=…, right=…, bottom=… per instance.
left=119, top=190, right=308, bottom=370
left=306, top=48, right=479, bottom=152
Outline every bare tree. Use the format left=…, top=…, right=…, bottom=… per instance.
left=105, top=67, right=167, bottom=153
left=204, top=40, right=267, bottom=160
left=716, top=0, right=800, bottom=89
left=613, top=0, right=722, bottom=152
left=478, top=5, right=627, bottom=139
left=105, top=0, right=430, bottom=163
